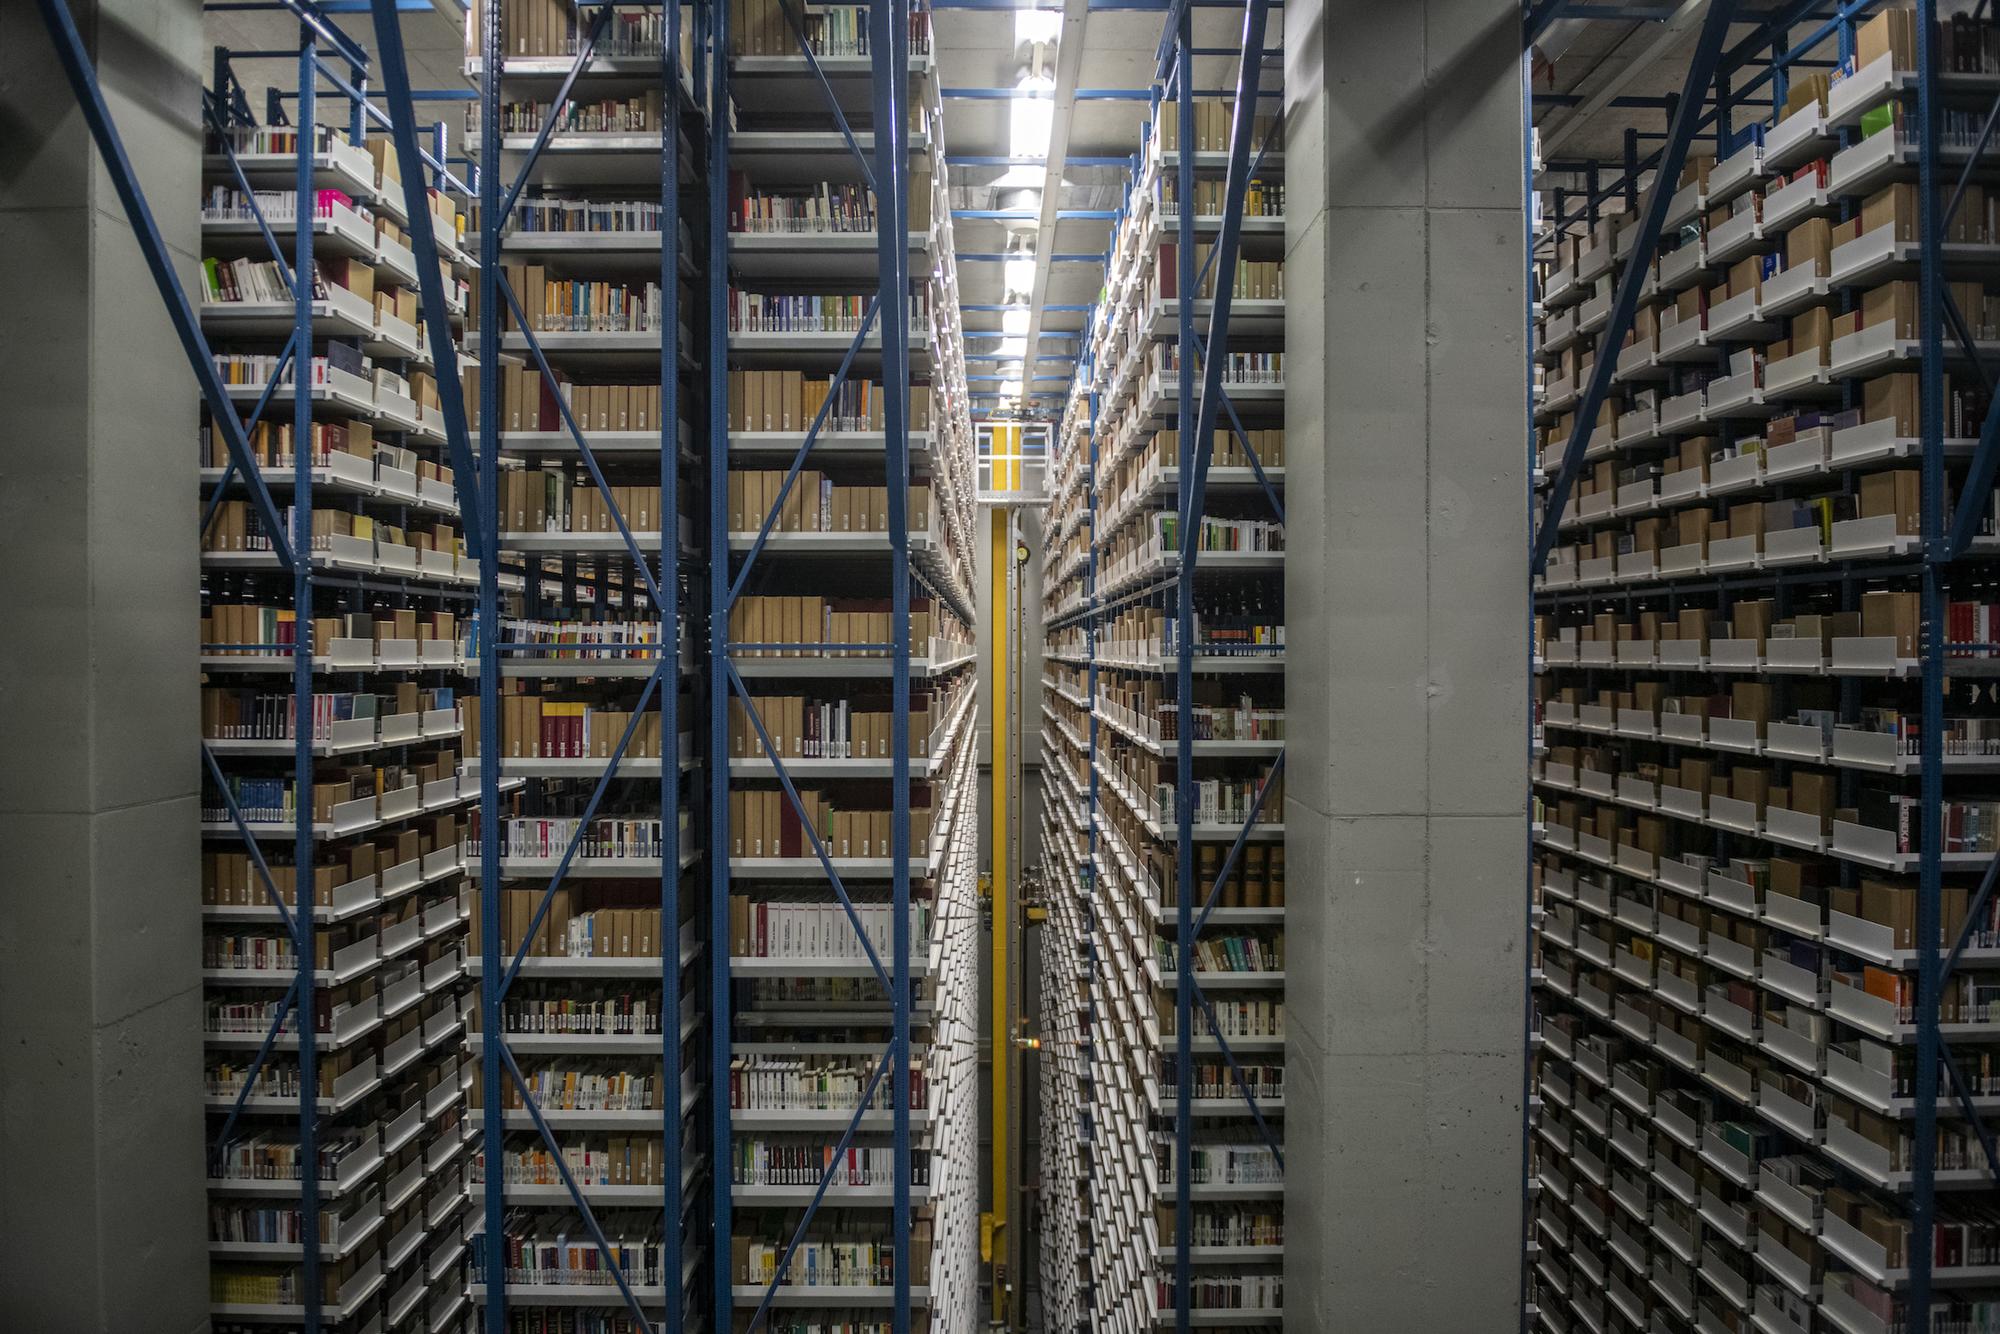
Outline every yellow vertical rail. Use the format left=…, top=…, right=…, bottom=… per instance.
left=989, top=502, right=1011, bottom=1319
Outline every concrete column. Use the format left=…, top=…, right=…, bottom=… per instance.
left=0, top=2, right=208, bottom=1331
left=1281, top=0, right=1528, bottom=1327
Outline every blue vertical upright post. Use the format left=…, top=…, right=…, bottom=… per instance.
left=660, top=0, right=685, bottom=1320
left=1171, top=12, right=1196, bottom=1328
left=476, top=0, right=507, bottom=1327
left=1913, top=0, right=1943, bottom=1323
left=707, top=0, right=736, bottom=1316
left=291, top=24, right=322, bottom=1334
left=871, top=0, right=915, bottom=1323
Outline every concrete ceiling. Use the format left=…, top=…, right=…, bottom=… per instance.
left=1529, top=4, right=1845, bottom=231
left=933, top=3, right=1281, bottom=417
left=205, top=1, right=469, bottom=132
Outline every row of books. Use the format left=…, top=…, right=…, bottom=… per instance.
left=513, top=276, right=665, bottom=334
left=1153, top=98, right=1282, bottom=155
left=470, top=892, right=672, bottom=959
left=728, top=787, right=940, bottom=861
left=728, top=1055, right=925, bottom=1111
left=737, top=1238, right=904, bottom=1287
left=480, top=0, right=675, bottom=59
left=1151, top=243, right=1285, bottom=302
left=211, top=349, right=366, bottom=389
left=1148, top=700, right=1285, bottom=743
left=1160, top=175, right=1285, bottom=219
left=726, top=0, right=932, bottom=57
left=1158, top=1143, right=1284, bottom=1185
left=1144, top=512, right=1285, bottom=554
left=727, top=899, right=934, bottom=962
left=474, top=1136, right=668, bottom=1186
left=488, top=92, right=668, bottom=135
left=1150, top=343, right=1284, bottom=385
left=514, top=194, right=665, bottom=235
left=485, top=1065, right=663, bottom=1113
left=725, top=471, right=932, bottom=535
left=200, top=686, right=455, bottom=741
left=1146, top=773, right=1286, bottom=828
left=471, top=1222, right=663, bottom=1288
left=1163, top=1062, right=1284, bottom=1101
left=495, top=986, right=665, bottom=1036
left=498, top=471, right=667, bottom=533
left=728, top=1141, right=928, bottom=1187
left=1158, top=997, right=1284, bottom=1041
left=484, top=815, right=670, bottom=859
left=725, top=371, right=933, bottom=433
left=1157, top=932, right=1285, bottom=974
left=1153, top=1276, right=1283, bottom=1312
left=482, top=366, right=668, bottom=434
left=207, top=1200, right=353, bottom=1246
left=727, top=286, right=931, bottom=335
left=212, top=1130, right=372, bottom=1182
left=726, top=595, right=953, bottom=657
left=461, top=697, right=670, bottom=759
left=730, top=178, right=881, bottom=235
left=493, top=615, right=664, bottom=659
left=1156, top=1207, right=1283, bottom=1248
left=726, top=692, right=950, bottom=760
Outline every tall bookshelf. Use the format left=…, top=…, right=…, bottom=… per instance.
left=198, top=31, right=485, bottom=1334
left=707, top=0, right=983, bottom=1328
left=455, top=3, right=709, bottom=1333
left=1531, top=3, right=2000, bottom=1332
left=1038, top=8, right=1285, bottom=1329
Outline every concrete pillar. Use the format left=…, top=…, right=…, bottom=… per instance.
left=0, top=2, right=208, bottom=1330
left=1281, top=0, right=1528, bottom=1326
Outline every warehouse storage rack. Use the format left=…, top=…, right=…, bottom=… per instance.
left=32, top=0, right=496, bottom=1327
left=702, top=0, right=984, bottom=1324
left=1530, top=1, right=2000, bottom=1332
left=1039, top=0, right=1284, bottom=1328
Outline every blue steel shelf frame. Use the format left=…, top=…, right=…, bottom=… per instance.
left=704, top=1, right=925, bottom=1331
left=1153, top=1, right=1281, bottom=1328
left=374, top=1, right=709, bottom=1330
left=34, top=3, right=484, bottom=1329
left=1527, top=0, right=2000, bottom=1328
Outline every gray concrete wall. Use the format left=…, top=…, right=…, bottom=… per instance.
left=1281, top=0, right=1529, bottom=1326
left=0, top=2, right=208, bottom=1330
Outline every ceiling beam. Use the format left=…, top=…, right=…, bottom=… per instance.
left=1015, top=0, right=1093, bottom=418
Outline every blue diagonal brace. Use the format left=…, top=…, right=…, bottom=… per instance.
left=497, top=3, right=616, bottom=227
left=35, top=0, right=296, bottom=573
left=1531, top=0, right=1739, bottom=573
left=1192, top=749, right=1284, bottom=939
left=1948, top=387, right=2000, bottom=560
left=1939, top=1035, right=2000, bottom=1184
left=1182, top=0, right=1275, bottom=585
left=367, top=0, right=491, bottom=564
left=497, top=272, right=670, bottom=609
left=725, top=299, right=881, bottom=608
left=497, top=663, right=667, bottom=997
left=201, top=333, right=299, bottom=540
left=1189, top=981, right=1284, bottom=1165
left=202, top=742, right=300, bottom=943
left=209, top=978, right=301, bottom=1169
left=494, top=1042, right=661, bottom=1330
left=724, top=662, right=895, bottom=993
left=774, top=0, right=879, bottom=191
left=743, top=1056, right=893, bottom=1333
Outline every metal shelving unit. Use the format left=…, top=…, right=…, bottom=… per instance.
left=704, top=2, right=981, bottom=1333
left=1037, top=3, right=1283, bottom=1329
left=147, top=2, right=481, bottom=1327
left=403, top=2, right=718, bottom=1332
left=1530, top=2, right=2000, bottom=1332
